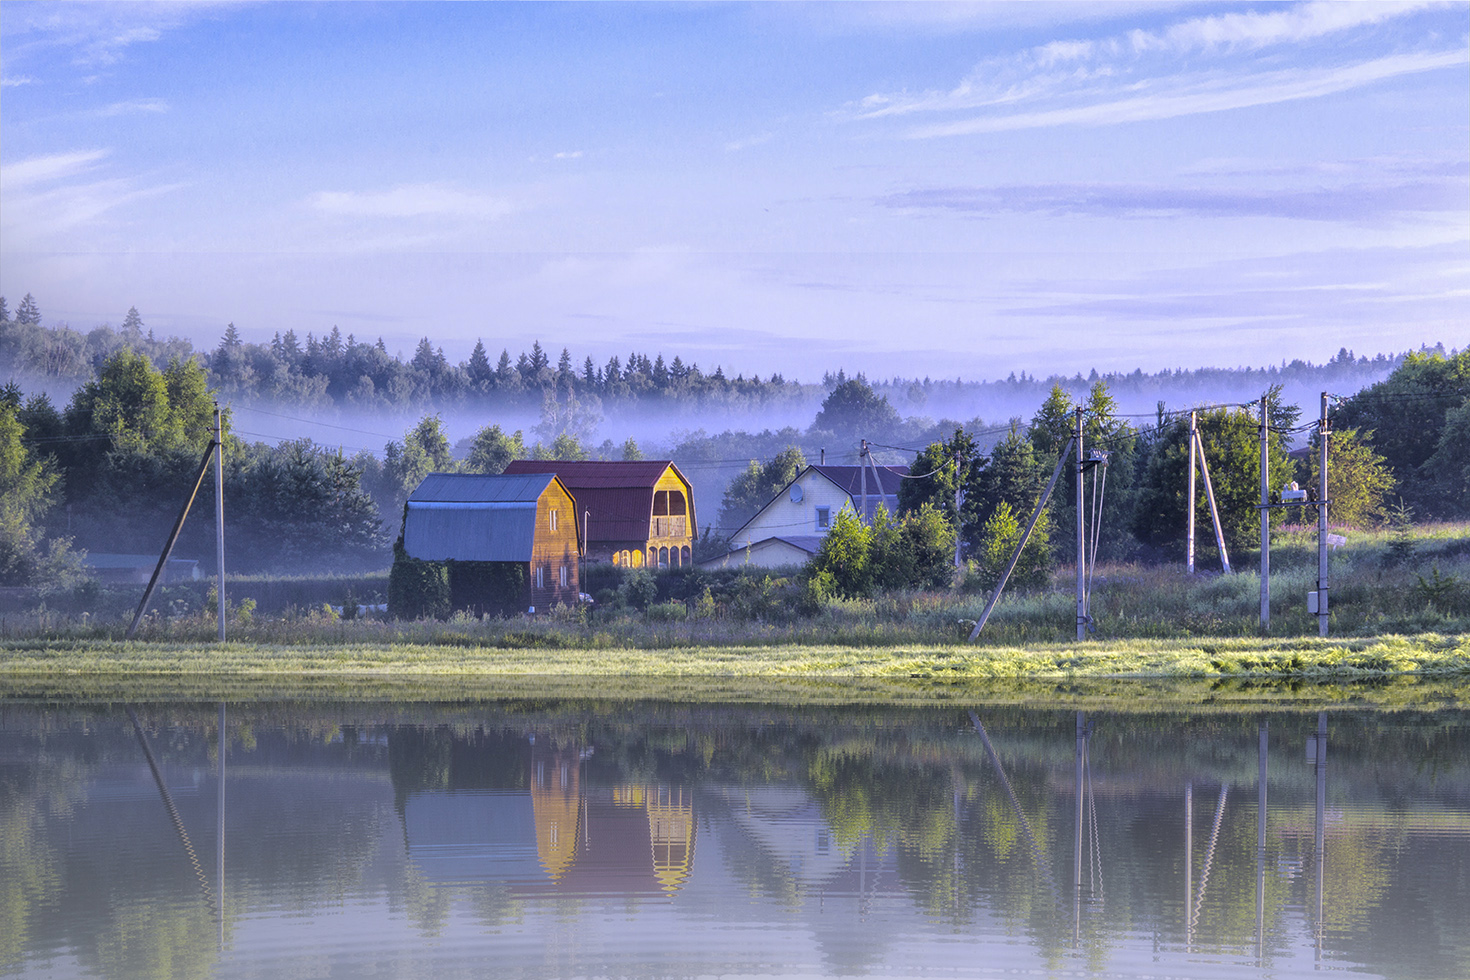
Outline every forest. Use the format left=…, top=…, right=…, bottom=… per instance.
left=0, top=291, right=1464, bottom=604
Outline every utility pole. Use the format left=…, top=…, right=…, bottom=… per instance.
left=214, top=404, right=225, bottom=642
left=953, top=451, right=964, bottom=570
left=859, top=440, right=868, bottom=526
left=1196, top=429, right=1231, bottom=574
left=1186, top=411, right=1197, bottom=575
left=1259, top=395, right=1270, bottom=631
left=1076, top=406, right=1086, bottom=641
left=1316, top=392, right=1330, bottom=637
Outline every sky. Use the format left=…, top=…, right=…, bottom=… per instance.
left=2, top=1, right=1466, bottom=383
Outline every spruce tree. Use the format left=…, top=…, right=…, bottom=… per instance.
left=15, top=293, right=40, bottom=326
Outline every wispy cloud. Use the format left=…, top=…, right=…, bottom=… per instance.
left=847, top=1, right=1463, bottom=135
left=880, top=169, right=1468, bottom=222
left=0, top=149, right=181, bottom=242
left=309, top=183, right=514, bottom=221
left=1, top=74, right=37, bottom=88
left=553, top=150, right=584, bottom=160
left=92, top=98, right=170, bottom=117
left=725, top=132, right=774, bottom=152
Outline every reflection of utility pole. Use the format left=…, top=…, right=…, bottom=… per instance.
left=1074, top=711, right=1086, bottom=944
left=1314, top=712, right=1327, bottom=963
left=1256, top=720, right=1268, bottom=967
left=217, top=702, right=226, bottom=950
left=1184, top=781, right=1193, bottom=948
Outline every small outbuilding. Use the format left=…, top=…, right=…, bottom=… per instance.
left=395, top=472, right=582, bottom=616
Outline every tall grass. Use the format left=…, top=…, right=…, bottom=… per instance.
left=2, top=523, right=1465, bottom=649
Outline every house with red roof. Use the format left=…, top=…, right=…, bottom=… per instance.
left=501, top=460, right=698, bottom=569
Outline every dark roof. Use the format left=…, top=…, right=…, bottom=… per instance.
left=808, top=464, right=908, bottom=497
left=501, top=461, right=695, bottom=544
left=502, top=460, right=678, bottom=488
left=403, top=473, right=559, bottom=562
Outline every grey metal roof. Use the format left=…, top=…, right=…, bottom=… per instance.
left=410, top=472, right=556, bottom=503
left=403, top=473, right=556, bottom=561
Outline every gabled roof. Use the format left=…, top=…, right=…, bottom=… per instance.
left=727, top=464, right=910, bottom=543
left=807, top=464, right=908, bottom=498
left=501, top=460, right=695, bottom=544
left=502, top=460, right=678, bottom=488
left=403, top=472, right=565, bottom=562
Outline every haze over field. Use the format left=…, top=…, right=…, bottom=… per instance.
left=2, top=1, right=1466, bottom=382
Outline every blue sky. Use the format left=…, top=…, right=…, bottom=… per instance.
left=2, top=1, right=1466, bottom=381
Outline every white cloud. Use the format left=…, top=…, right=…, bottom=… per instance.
left=0, top=149, right=181, bottom=244
left=848, top=0, right=1461, bottom=132
left=907, top=49, right=1467, bottom=137
left=1, top=75, right=37, bottom=88
left=1, top=150, right=112, bottom=189
left=553, top=150, right=584, bottom=160
left=309, top=183, right=514, bottom=220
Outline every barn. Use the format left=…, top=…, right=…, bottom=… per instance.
left=396, top=472, right=582, bottom=616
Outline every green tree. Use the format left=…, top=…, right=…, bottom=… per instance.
left=0, top=400, right=78, bottom=586
left=1423, top=400, right=1470, bottom=513
left=121, top=306, right=144, bottom=338
left=1335, top=349, right=1470, bottom=516
left=531, top=432, right=591, bottom=461
left=808, top=507, right=871, bottom=599
left=897, top=428, right=981, bottom=537
left=900, top=502, right=957, bottom=589
left=975, top=500, right=1051, bottom=591
left=1132, top=402, right=1296, bottom=559
left=718, top=446, right=806, bottom=531
left=811, top=378, right=900, bottom=441
left=1300, top=427, right=1396, bottom=528
left=620, top=437, right=644, bottom=461
left=382, top=415, right=456, bottom=513
left=463, top=425, right=526, bottom=475
left=14, top=293, right=40, bottom=326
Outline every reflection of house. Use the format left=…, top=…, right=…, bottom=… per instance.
left=82, top=554, right=200, bottom=584
left=700, top=465, right=907, bottom=569
left=501, top=461, right=697, bottom=568
left=399, top=735, right=695, bottom=895
left=401, top=472, right=581, bottom=611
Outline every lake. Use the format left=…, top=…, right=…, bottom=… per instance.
left=2, top=698, right=1466, bottom=979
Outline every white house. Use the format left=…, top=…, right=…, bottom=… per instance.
left=699, top=464, right=907, bottom=570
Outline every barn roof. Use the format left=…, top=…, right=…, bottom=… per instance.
left=402, top=472, right=560, bottom=562
left=501, top=461, right=695, bottom=544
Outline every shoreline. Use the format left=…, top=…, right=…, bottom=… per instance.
left=2, top=633, right=1467, bottom=706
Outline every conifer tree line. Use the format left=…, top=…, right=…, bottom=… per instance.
left=0, top=293, right=1463, bottom=590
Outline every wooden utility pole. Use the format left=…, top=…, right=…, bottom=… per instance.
left=214, top=404, right=225, bottom=642
left=968, top=436, right=1075, bottom=640
left=1187, top=411, right=1197, bottom=575
left=859, top=440, right=868, bottom=526
left=1195, top=429, right=1231, bottom=573
left=1259, top=396, right=1270, bottom=631
left=953, top=452, right=964, bottom=570
left=1316, top=392, right=1330, bottom=637
left=1075, top=406, right=1086, bottom=641
left=126, top=440, right=219, bottom=639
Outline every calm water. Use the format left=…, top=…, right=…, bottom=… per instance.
left=2, top=700, right=1467, bottom=980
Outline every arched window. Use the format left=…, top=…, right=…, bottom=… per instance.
left=659, top=547, right=669, bottom=567
left=648, top=548, right=656, bottom=567
left=612, top=551, right=621, bottom=567
left=681, top=546, right=691, bottom=566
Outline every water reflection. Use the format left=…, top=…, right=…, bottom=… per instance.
left=2, top=701, right=1467, bottom=979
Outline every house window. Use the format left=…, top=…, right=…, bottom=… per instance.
left=535, top=565, right=545, bottom=589
left=559, top=564, right=568, bottom=588
left=816, top=506, right=830, bottom=530
left=549, top=509, right=558, bottom=531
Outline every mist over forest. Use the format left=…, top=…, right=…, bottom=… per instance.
left=2, top=291, right=1461, bottom=584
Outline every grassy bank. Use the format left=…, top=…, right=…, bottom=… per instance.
left=2, top=632, right=1467, bottom=704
